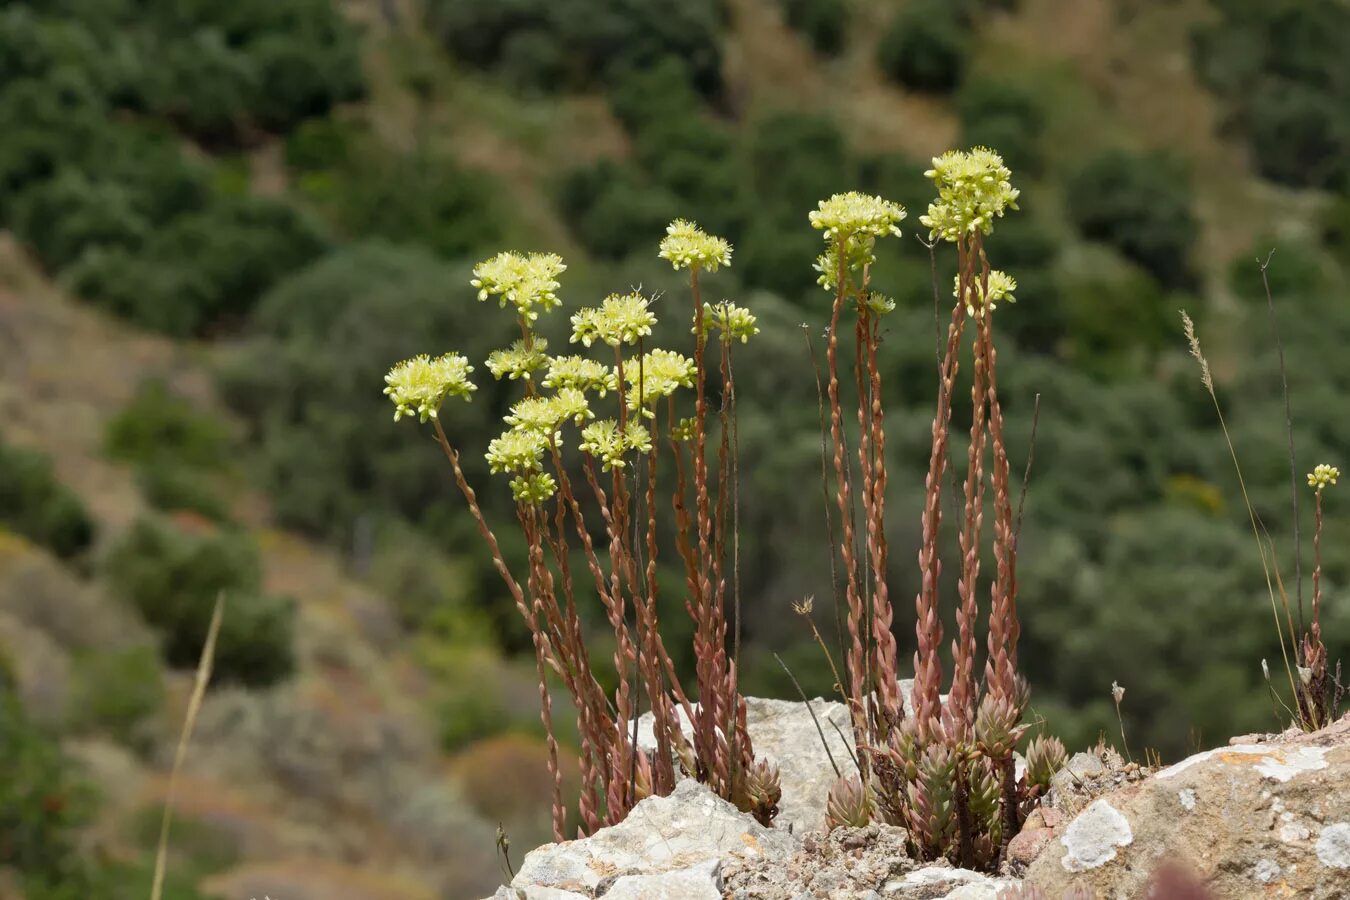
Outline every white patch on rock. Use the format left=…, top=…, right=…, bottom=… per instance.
left=1060, top=799, right=1134, bottom=873
left=1254, top=746, right=1329, bottom=782
left=1279, top=818, right=1310, bottom=843
left=1316, top=822, right=1350, bottom=870
left=1178, top=788, right=1196, bottom=811
left=1252, top=859, right=1281, bottom=884
left=1155, top=743, right=1328, bottom=783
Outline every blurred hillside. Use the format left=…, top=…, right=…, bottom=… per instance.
left=1, top=0, right=1348, bottom=896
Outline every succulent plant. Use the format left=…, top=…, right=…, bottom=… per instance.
left=967, top=755, right=1003, bottom=844
left=975, top=693, right=1023, bottom=760
left=906, top=742, right=958, bottom=857
left=825, top=774, right=873, bottom=831
left=1025, top=734, right=1068, bottom=792
left=743, top=758, right=782, bottom=826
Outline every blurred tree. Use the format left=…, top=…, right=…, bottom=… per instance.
left=1067, top=150, right=1198, bottom=290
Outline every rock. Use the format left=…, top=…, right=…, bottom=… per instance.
left=602, top=860, right=722, bottom=899
left=883, top=865, right=1018, bottom=898
left=492, top=887, right=589, bottom=900
left=505, top=780, right=797, bottom=895
left=636, top=685, right=927, bottom=833
left=1023, top=715, right=1350, bottom=899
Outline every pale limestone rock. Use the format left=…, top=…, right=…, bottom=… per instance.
left=1024, top=716, right=1350, bottom=899
left=508, top=780, right=796, bottom=894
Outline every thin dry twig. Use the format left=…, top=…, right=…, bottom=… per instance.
left=1258, top=249, right=1304, bottom=635
left=150, top=593, right=225, bottom=900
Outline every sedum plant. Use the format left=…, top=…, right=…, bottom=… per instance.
left=385, top=234, right=777, bottom=838
left=806, top=149, right=1060, bottom=869
left=385, top=146, right=1061, bottom=860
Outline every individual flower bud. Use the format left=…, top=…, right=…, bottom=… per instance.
left=825, top=774, right=872, bottom=831
left=1112, top=681, right=1126, bottom=704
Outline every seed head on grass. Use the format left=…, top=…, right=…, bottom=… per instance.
left=1180, top=310, right=1213, bottom=393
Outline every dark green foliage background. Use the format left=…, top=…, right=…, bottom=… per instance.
left=2, top=0, right=1349, bottom=877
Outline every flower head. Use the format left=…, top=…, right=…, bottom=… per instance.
left=471, top=252, right=566, bottom=322
left=504, top=388, right=592, bottom=434
left=624, top=349, right=696, bottom=414
left=920, top=147, right=1019, bottom=242
left=658, top=219, right=733, bottom=272
left=1308, top=464, right=1340, bottom=492
left=954, top=270, right=1017, bottom=317
left=510, top=472, right=557, bottom=505
left=486, top=429, right=548, bottom=474
left=813, top=233, right=880, bottom=291
left=578, top=418, right=652, bottom=470
left=487, top=338, right=550, bottom=381
left=542, top=355, right=618, bottom=396
left=698, top=302, right=759, bottom=343
left=809, top=192, right=906, bottom=241
left=571, top=292, right=657, bottom=348
left=384, top=353, right=477, bottom=422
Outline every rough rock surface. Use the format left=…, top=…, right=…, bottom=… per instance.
left=1023, top=715, right=1350, bottom=899
left=636, top=683, right=922, bottom=833
left=722, top=824, right=1015, bottom=899
left=490, top=782, right=1013, bottom=900
left=501, top=780, right=797, bottom=896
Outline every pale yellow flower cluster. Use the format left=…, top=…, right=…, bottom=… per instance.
left=383, top=353, right=476, bottom=422
left=920, top=147, right=1019, bottom=243
left=658, top=219, right=733, bottom=272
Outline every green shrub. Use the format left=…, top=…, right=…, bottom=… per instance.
left=877, top=0, right=970, bottom=93
left=1227, top=238, right=1327, bottom=303
left=956, top=78, right=1045, bottom=175
left=104, top=380, right=232, bottom=470
left=0, top=73, right=110, bottom=214
left=218, top=243, right=517, bottom=539
left=136, top=465, right=230, bottom=522
left=560, top=161, right=680, bottom=260
left=68, top=646, right=164, bottom=745
left=426, top=0, right=725, bottom=98
left=1066, top=149, right=1197, bottom=290
left=145, top=196, right=333, bottom=331
left=102, top=517, right=294, bottom=687
left=779, top=0, right=847, bottom=56
left=329, top=153, right=500, bottom=261
left=0, top=439, right=95, bottom=559
left=0, top=687, right=96, bottom=893
left=284, top=116, right=360, bottom=174
left=10, top=171, right=149, bottom=270
left=1191, top=0, right=1350, bottom=189
left=1245, top=79, right=1348, bottom=189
